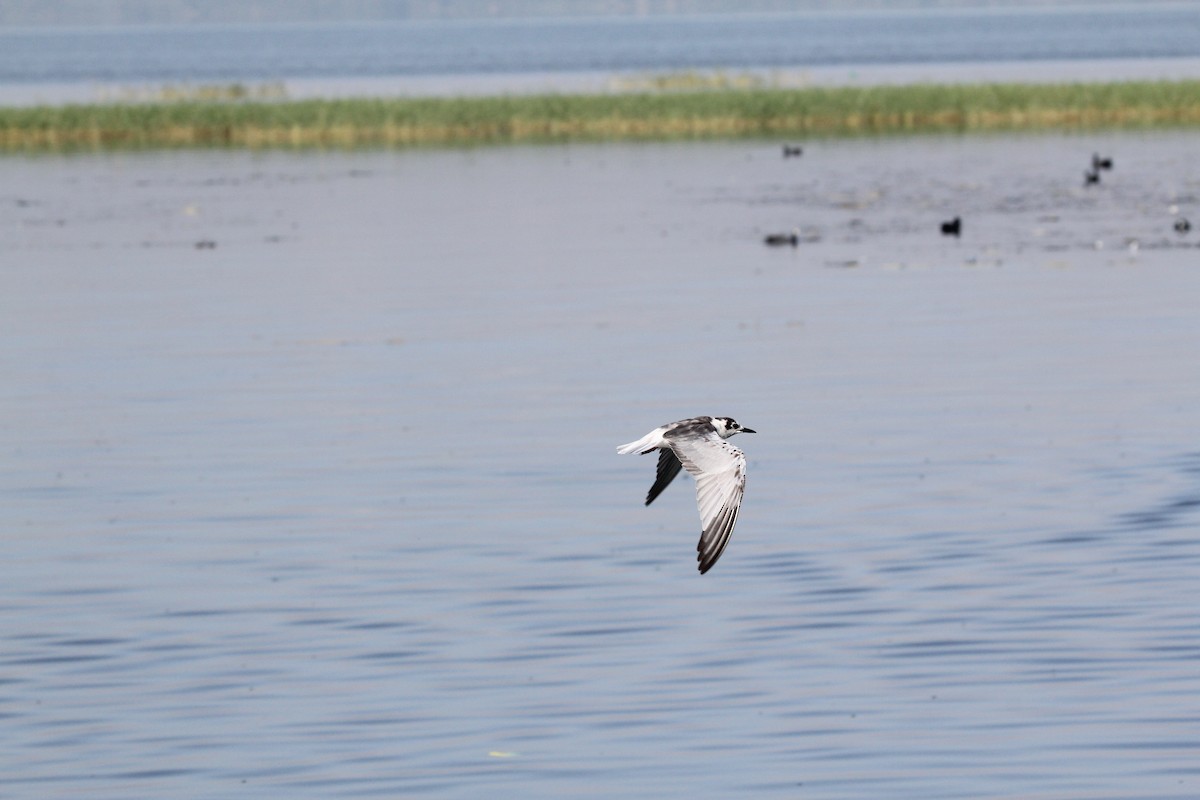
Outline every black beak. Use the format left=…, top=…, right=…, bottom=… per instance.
left=741, top=428, right=757, bottom=434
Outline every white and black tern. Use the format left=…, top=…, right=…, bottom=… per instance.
left=617, top=416, right=755, bottom=574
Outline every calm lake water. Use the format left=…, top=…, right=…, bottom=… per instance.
left=4, top=4, right=1200, bottom=104
left=4, top=5, right=1200, bottom=83
left=3, top=132, right=1200, bottom=797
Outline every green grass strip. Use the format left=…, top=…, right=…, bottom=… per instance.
left=3, top=79, right=1200, bottom=151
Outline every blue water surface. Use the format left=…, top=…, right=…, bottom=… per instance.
left=1, top=4, right=1199, bottom=84
left=2, top=132, right=1199, bottom=798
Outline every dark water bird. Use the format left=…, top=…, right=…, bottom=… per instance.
left=1175, top=217, right=1191, bottom=234
left=1092, top=153, right=1114, bottom=171
left=940, top=216, right=961, bottom=237
left=194, top=239, right=217, bottom=249
left=764, top=230, right=800, bottom=247
left=1084, top=168, right=1101, bottom=186
left=782, top=144, right=804, bottom=158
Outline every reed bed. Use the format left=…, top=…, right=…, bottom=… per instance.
left=3, top=80, right=1200, bottom=151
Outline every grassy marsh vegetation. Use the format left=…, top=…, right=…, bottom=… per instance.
left=3, top=79, right=1200, bottom=150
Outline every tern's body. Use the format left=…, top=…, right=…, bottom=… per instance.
left=617, top=416, right=755, bottom=574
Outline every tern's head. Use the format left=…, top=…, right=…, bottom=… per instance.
left=713, top=417, right=756, bottom=438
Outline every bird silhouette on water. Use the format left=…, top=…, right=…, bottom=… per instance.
left=1175, top=218, right=1191, bottom=235
left=782, top=145, right=803, bottom=158
left=764, top=230, right=800, bottom=247
left=940, top=217, right=961, bottom=237
left=1084, top=152, right=1111, bottom=186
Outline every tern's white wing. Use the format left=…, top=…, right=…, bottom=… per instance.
left=665, top=429, right=747, bottom=574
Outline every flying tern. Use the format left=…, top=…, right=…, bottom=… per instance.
left=617, top=416, right=755, bottom=574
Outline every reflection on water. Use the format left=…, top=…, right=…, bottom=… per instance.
left=2, top=133, right=1199, bottom=798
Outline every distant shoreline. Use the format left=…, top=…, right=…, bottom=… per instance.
left=4, top=79, right=1200, bottom=151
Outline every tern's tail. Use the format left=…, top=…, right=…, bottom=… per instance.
left=617, top=429, right=662, bottom=455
